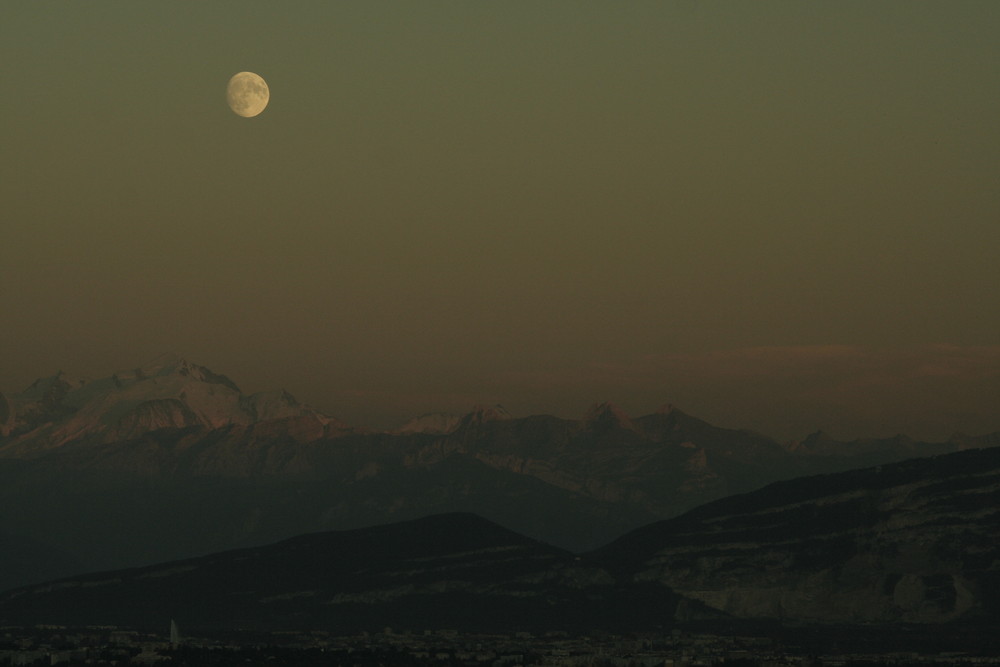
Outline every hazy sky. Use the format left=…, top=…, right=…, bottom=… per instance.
left=2, top=2, right=998, bottom=440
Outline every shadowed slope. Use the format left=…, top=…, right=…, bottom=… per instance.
left=594, top=447, right=1000, bottom=624
left=0, top=513, right=708, bottom=634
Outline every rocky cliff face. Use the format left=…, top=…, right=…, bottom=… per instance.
left=596, top=447, right=1000, bottom=624
left=110, top=398, right=202, bottom=441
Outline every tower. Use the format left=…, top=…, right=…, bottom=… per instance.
left=169, top=619, right=181, bottom=647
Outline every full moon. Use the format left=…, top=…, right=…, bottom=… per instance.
left=226, top=72, right=269, bottom=118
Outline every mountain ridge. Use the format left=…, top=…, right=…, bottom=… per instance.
left=0, top=512, right=713, bottom=633
left=2, top=447, right=998, bottom=636
left=6, top=357, right=997, bottom=449
left=1, top=357, right=997, bottom=594
left=594, top=446, right=1000, bottom=624
left=0, top=356, right=347, bottom=458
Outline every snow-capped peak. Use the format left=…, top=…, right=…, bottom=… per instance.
left=0, top=357, right=340, bottom=456
left=111, top=354, right=241, bottom=393
left=458, top=404, right=513, bottom=428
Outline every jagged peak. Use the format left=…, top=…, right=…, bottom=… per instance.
left=138, top=352, right=187, bottom=375
left=17, top=371, right=88, bottom=405
left=459, top=404, right=512, bottom=427
left=239, top=389, right=342, bottom=426
left=788, top=430, right=833, bottom=450
left=114, top=354, right=242, bottom=393
left=0, top=358, right=351, bottom=452
left=583, top=402, right=635, bottom=431
left=393, top=412, right=461, bottom=436
left=21, top=370, right=84, bottom=391
left=635, top=402, right=683, bottom=422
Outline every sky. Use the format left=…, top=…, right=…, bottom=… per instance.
left=1, top=2, right=998, bottom=441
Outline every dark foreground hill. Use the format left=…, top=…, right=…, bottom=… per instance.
left=0, top=513, right=712, bottom=634
left=595, top=446, right=1000, bottom=625
left=2, top=448, right=999, bottom=641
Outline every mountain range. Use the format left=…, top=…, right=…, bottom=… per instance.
left=1, top=445, right=997, bottom=643
left=1, top=356, right=997, bottom=596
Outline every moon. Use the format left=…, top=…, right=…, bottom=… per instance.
left=226, top=72, right=269, bottom=118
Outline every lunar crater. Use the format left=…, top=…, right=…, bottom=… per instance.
left=227, top=71, right=269, bottom=118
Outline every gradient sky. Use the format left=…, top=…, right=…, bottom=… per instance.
left=2, top=2, right=998, bottom=440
